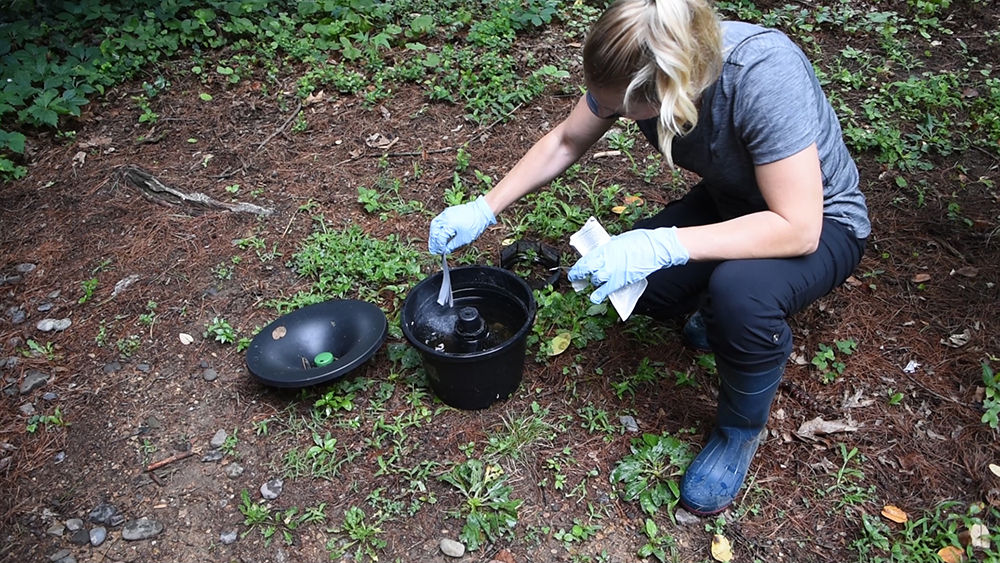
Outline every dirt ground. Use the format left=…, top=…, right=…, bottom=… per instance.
left=2, top=8, right=1000, bottom=563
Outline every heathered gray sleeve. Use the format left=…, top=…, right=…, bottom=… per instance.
left=731, top=45, right=820, bottom=166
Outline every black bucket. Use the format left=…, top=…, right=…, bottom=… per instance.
left=401, top=265, right=537, bottom=410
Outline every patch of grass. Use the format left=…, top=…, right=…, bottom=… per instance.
left=483, top=402, right=557, bottom=460
left=279, top=220, right=423, bottom=311
left=815, top=443, right=875, bottom=512
left=851, top=501, right=1000, bottom=562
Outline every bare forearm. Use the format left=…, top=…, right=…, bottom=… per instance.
left=678, top=210, right=820, bottom=261
left=483, top=95, right=614, bottom=216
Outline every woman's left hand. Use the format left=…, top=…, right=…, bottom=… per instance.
left=568, top=227, right=690, bottom=304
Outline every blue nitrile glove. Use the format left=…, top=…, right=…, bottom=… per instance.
left=567, top=227, right=689, bottom=304
left=428, top=196, right=497, bottom=255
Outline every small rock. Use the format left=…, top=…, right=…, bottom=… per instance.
left=260, top=478, right=283, bottom=500
left=19, top=370, right=50, bottom=394
left=620, top=415, right=639, bottom=433
left=674, top=507, right=701, bottom=526
left=15, top=263, right=36, bottom=274
left=90, top=526, right=107, bottom=546
left=37, top=302, right=53, bottom=312
left=0, top=457, right=10, bottom=471
left=220, top=529, right=238, bottom=545
left=46, top=522, right=65, bottom=536
left=42, top=391, right=58, bottom=401
left=122, top=517, right=164, bottom=540
left=36, top=318, right=71, bottom=332
left=69, top=528, right=90, bottom=545
left=19, top=402, right=37, bottom=416
left=89, top=502, right=125, bottom=526
left=102, top=362, right=122, bottom=374
left=65, top=518, right=84, bottom=531
left=7, top=307, right=25, bottom=324
left=225, top=462, right=245, bottom=478
left=440, top=538, right=466, bottom=558
left=48, top=549, right=71, bottom=562
left=53, top=451, right=66, bottom=464
left=136, top=363, right=151, bottom=373
left=202, top=449, right=223, bottom=462
left=210, top=429, right=228, bottom=448
left=202, top=368, right=218, bottom=382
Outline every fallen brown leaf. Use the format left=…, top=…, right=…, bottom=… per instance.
left=937, top=545, right=964, bottom=563
left=796, top=417, right=860, bottom=440
left=881, top=504, right=908, bottom=524
left=912, top=273, right=932, bottom=283
left=711, top=534, right=733, bottom=562
left=272, top=326, right=287, bottom=340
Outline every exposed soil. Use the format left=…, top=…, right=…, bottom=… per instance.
left=2, top=9, right=999, bottom=563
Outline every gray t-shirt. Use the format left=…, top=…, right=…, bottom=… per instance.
left=589, top=21, right=870, bottom=238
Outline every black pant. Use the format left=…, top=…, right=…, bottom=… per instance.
left=633, top=185, right=866, bottom=373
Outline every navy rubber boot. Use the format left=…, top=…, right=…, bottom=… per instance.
left=680, top=363, right=783, bottom=515
left=681, top=310, right=711, bottom=351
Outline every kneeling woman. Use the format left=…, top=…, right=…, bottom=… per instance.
left=427, top=0, right=869, bottom=515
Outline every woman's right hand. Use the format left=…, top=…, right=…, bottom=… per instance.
left=427, top=195, right=496, bottom=255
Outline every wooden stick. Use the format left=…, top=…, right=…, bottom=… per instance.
left=145, top=450, right=195, bottom=472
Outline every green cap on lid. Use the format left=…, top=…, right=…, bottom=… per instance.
left=313, top=352, right=335, bottom=367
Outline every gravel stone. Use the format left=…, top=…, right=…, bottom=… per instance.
left=620, top=415, right=639, bottom=433
left=48, top=549, right=70, bottom=562
left=90, top=526, right=107, bottom=546
left=15, top=263, right=36, bottom=274
left=19, top=370, right=50, bottom=394
left=220, top=529, right=238, bottom=545
left=37, top=302, right=53, bottom=312
left=102, top=362, right=122, bottom=374
left=674, top=507, right=701, bottom=526
left=42, top=392, right=58, bottom=401
left=36, top=318, right=71, bottom=332
left=7, top=307, right=25, bottom=324
left=202, top=368, right=218, bottom=382
left=64, top=518, right=84, bottom=531
left=46, top=522, right=65, bottom=536
left=69, top=528, right=90, bottom=545
left=260, top=478, right=283, bottom=500
left=202, top=449, right=223, bottom=463
left=225, top=462, right=245, bottom=478
left=440, top=538, right=466, bottom=558
left=19, top=402, right=36, bottom=416
left=89, top=502, right=125, bottom=526
left=210, top=429, right=228, bottom=448
left=122, top=517, right=164, bottom=540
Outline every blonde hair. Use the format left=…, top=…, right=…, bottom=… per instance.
left=583, top=0, right=723, bottom=166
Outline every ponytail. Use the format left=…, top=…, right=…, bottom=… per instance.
left=583, top=0, right=722, bottom=166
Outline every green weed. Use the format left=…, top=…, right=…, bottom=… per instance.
left=980, top=360, right=1000, bottom=429
left=611, top=432, right=694, bottom=523
left=26, top=406, right=68, bottom=433
left=204, top=316, right=237, bottom=345
left=440, top=458, right=522, bottom=551
left=638, top=518, right=678, bottom=563
left=326, top=506, right=387, bottom=562
left=812, top=339, right=858, bottom=384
